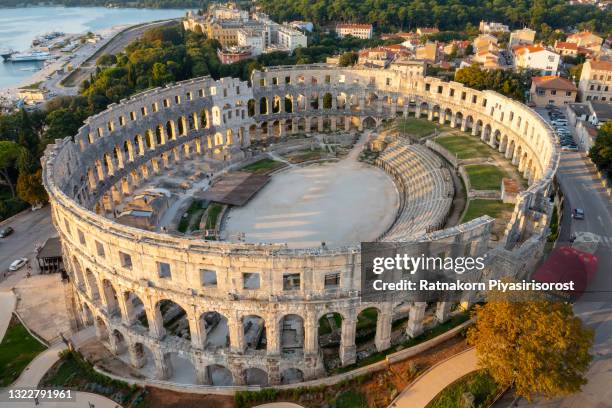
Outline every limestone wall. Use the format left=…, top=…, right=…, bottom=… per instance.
left=42, top=64, right=558, bottom=387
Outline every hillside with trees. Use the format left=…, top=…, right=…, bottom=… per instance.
left=258, top=0, right=611, bottom=34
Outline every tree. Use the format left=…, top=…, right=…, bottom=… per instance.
left=17, top=170, right=47, bottom=206
left=338, top=51, right=358, bottom=67
left=589, top=121, right=612, bottom=173
left=0, top=141, right=24, bottom=198
left=467, top=299, right=593, bottom=401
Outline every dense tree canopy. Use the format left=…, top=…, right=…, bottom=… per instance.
left=468, top=299, right=593, bottom=400
left=454, top=65, right=536, bottom=101
left=589, top=121, right=612, bottom=174
left=258, top=0, right=611, bottom=34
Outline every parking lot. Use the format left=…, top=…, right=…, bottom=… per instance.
left=536, top=106, right=579, bottom=151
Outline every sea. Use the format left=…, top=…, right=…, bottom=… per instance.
left=0, top=6, right=188, bottom=89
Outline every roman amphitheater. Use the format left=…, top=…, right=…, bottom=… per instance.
left=42, top=64, right=559, bottom=388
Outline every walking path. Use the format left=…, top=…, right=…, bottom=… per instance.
left=389, top=348, right=478, bottom=408
left=0, top=263, right=119, bottom=407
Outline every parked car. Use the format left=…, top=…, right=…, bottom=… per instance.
left=8, top=257, right=28, bottom=271
left=0, top=227, right=14, bottom=238
left=572, top=208, right=585, bottom=219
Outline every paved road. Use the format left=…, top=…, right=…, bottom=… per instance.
left=390, top=348, right=478, bottom=408
left=0, top=292, right=15, bottom=340
left=61, top=19, right=178, bottom=90
left=0, top=207, right=56, bottom=283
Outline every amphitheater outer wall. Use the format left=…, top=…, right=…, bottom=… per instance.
left=42, top=65, right=558, bottom=387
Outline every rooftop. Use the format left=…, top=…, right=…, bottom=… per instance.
left=336, top=23, right=372, bottom=29
left=532, top=76, right=577, bottom=91
left=587, top=60, right=612, bottom=71
left=591, top=101, right=612, bottom=121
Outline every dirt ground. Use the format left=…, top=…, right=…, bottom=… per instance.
left=145, top=387, right=234, bottom=408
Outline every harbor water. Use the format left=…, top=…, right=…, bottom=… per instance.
left=0, top=6, right=188, bottom=89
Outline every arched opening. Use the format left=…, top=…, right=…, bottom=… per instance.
left=85, top=269, right=100, bottom=301
left=201, top=311, right=229, bottom=349
left=124, top=291, right=148, bottom=329
left=366, top=92, right=378, bottom=108
left=112, top=329, right=127, bottom=354
left=356, top=307, right=379, bottom=345
left=208, top=364, right=233, bottom=386
left=271, top=120, right=281, bottom=137
left=281, top=368, right=304, bottom=385
left=318, top=312, right=342, bottom=348
left=130, top=342, right=155, bottom=374
left=247, top=99, right=256, bottom=117
left=272, top=96, right=281, bottom=114
left=309, top=93, right=319, bottom=110
left=101, top=279, right=120, bottom=317
left=156, top=299, right=190, bottom=341
left=200, top=109, right=209, bottom=128
left=482, top=124, right=492, bottom=142
left=362, top=116, right=376, bottom=129
left=280, top=314, right=304, bottom=356
left=244, top=367, right=268, bottom=386
left=178, top=117, right=187, bottom=136
left=444, top=108, right=453, bottom=124
left=82, top=303, right=94, bottom=326
left=243, top=315, right=266, bottom=351
left=95, top=316, right=109, bottom=341
left=71, top=257, right=85, bottom=290
left=492, top=129, right=501, bottom=148
left=284, top=96, right=293, bottom=113
left=419, top=102, right=429, bottom=118
left=297, top=118, right=306, bottom=132
left=166, top=121, right=175, bottom=140
left=323, top=92, right=333, bottom=109
left=259, top=97, right=268, bottom=115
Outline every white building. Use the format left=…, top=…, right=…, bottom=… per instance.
left=513, top=45, right=560, bottom=75
left=335, top=23, right=373, bottom=40
left=479, top=21, right=510, bottom=34
left=509, top=28, right=536, bottom=48
left=237, top=28, right=265, bottom=56
left=277, top=25, right=307, bottom=52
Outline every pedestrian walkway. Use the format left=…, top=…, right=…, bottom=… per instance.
left=389, top=348, right=478, bottom=408
left=0, top=274, right=118, bottom=407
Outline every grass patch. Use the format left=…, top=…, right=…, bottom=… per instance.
left=0, top=317, right=46, bottom=386
left=395, top=118, right=440, bottom=138
left=427, top=370, right=502, bottom=408
left=177, top=200, right=205, bottom=233
left=242, top=158, right=284, bottom=173
left=41, top=350, right=145, bottom=406
left=465, top=164, right=506, bottom=191
left=205, top=203, right=224, bottom=230
left=436, top=135, right=493, bottom=160
left=461, top=199, right=515, bottom=223
left=287, top=148, right=326, bottom=163
left=336, top=390, right=368, bottom=407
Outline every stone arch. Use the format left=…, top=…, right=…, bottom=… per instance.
left=323, top=92, right=333, bottom=109
left=284, top=95, right=293, bottom=113
left=85, top=268, right=100, bottom=301
left=200, top=109, right=209, bottom=128
left=244, top=367, right=268, bottom=386
left=82, top=302, right=94, bottom=326
left=243, top=315, right=266, bottom=351
left=419, top=101, right=429, bottom=118
left=155, top=299, right=190, bottom=341
left=356, top=307, right=379, bottom=345
left=247, top=99, right=256, bottom=117
left=280, top=314, right=304, bottom=355
left=200, top=311, right=229, bottom=349
left=454, top=111, right=464, bottom=127
left=207, top=364, right=234, bottom=386
left=259, top=97, right=268, bottom=115
left=318, top=312, right=343, bottom=348
left=71, top=257, right=85, bottom=290
left=473, top=119, right=483, bottom=137
left=129, top=342, right=155, bottom=373
left=482, top=123, right=492, bottom=142
left=492, top=129, right=502, bottom=148
left=101, top=278, right=120, bottom=317
left=271, top=120, right=281, bottom=137
left=214, top=132, right=223, bottom=146
left=95, top=315, right=109, bottom=341
left=362, top=116, right=376, bottom=129
left=272, top=95, right=282, bottom=114
left=124, top=291, right=148, bottom=328
left=178, top=116, right=187, bottom=136
left=281, top=367, right=304, bottom=384
left=111, top=329, right=127, bottom=354
left=297, top=117, right=306, bottom=132
left=211, top=106, right=222, bottom=126
left=443, top=107, right=453, bottom=124
left=166, top=121, right=175, bottom=140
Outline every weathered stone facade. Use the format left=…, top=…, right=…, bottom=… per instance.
left=42, top=65, right=558, bottom=387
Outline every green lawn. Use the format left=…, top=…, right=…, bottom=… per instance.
left=461, top=199, right=515, bottom=223
left=242, top=158, right=284, bottom=173
left=465, top=164, right=506, bottom=191
left=204, top=203, right=224, bottom=230
left=435, top=135, right=493, bottom=160
left=0, top=317, right=46, bottom=386
left=396, top=118, right=440, bottom=138
left=177, top=200, right=206, bottom=233
left=336, top=390, right=368, bottom=408
left=427, top=370, right=502, bottom=408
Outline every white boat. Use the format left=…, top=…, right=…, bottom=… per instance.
left=7, top=51, right=52, bottom=62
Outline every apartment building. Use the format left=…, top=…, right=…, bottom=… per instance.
left=578, top=60, right=612, bottom=102
left=529, top=75, right=577, bottom=107
left=335, top=23, right=373, bottom=39
left=513, top=45, right=560, bottom=75
left=509, top=28, right=536, bottom=48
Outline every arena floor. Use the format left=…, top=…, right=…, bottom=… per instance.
left=222, top=134, right=400, bottom=248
